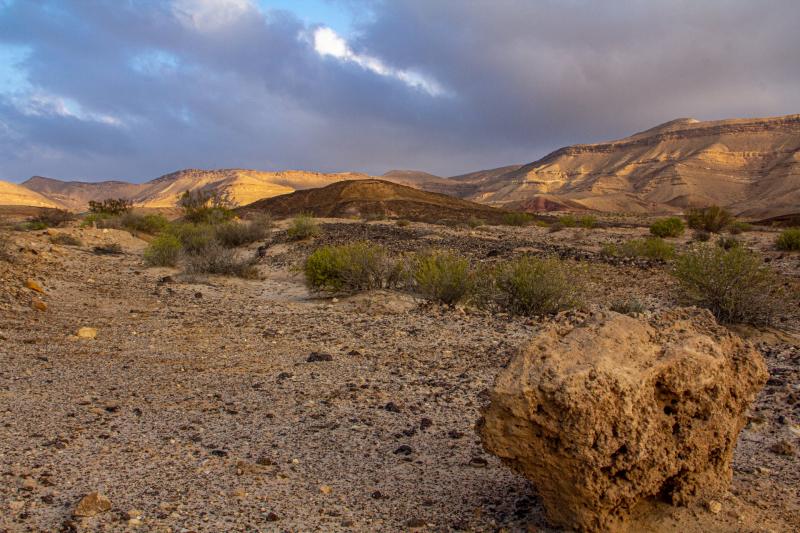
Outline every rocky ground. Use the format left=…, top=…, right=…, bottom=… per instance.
left=0, top=218, right=798, bottom=532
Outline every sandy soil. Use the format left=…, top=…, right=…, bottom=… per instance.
left=0, top=220, right=797, bottom=532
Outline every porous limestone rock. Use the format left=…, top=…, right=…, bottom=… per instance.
left=478, top=308, right=767, bottom=532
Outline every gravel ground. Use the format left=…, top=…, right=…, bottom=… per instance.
left=0, top=221, right=797, bottom=532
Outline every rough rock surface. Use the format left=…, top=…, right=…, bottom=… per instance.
left=479, top=308, right=769, bottom=532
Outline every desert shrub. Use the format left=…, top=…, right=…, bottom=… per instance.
left=362, top=212, right=386, bottom=222
left=686, top=206, right=733, bottom=233
left=81, top=212, right=111, bottom=227
left=32, top=209, right=75, bottom=228
left=214, top=215, right=271, bottom=248
left=98, top=212, right=170, bottom=234
left=168, top=223, right=215, bottom=254
left=0, top=233, right=11, bottom=261
left=728, top=221, right=752, bottom=235
left=692, top=229, right=711, bottom=242
left=183, top=242, right=259, bottom=279
left=395, top=219, right=410, bottom=227
left=604, top=238, right=675, bottom=261
left=286, top=214, right=320, bottom=241
left=178, top=189, right=236, bottom=224
left=775, top=228, right=800, bottom=251
left=576, top=215, right=597, bottom=228
left=650, top=217, right=685, bottom=238
left=16, top=220, right=48, bottom=231
left=503, top=212, right=534, bottom=227
left=674, top=245, right=782, bottom=324
left=412, top=249, right=473, bottom=305
left=93, top=243, right=123, bottom=255
left=486, top=256, right=582, bottom=316
left=49, top=233, right=82, bottom=246
left=610, top=297, right=646, bottom=316
left=558, top=214, right=577, bottom=227
left=716, top=236, right=741, bottom=250
left=304, top=242, right=401, bottom=293
left=88, top=198, right=132, bottom=216
left=466, top=216, right=485, bottom=228
left=143, top=234, right=181, bottom=266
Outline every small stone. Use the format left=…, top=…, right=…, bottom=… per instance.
left=420, top=418, right=433, bottom=431
left=406, top=517, right=428, bottom=528
left=371, top=490, right=383, bottom=499
left=384, top=402, right=401, bottom=413
left=448, top=430, right=464, bottom=439
left=320, top=485, right=333, bottom=495
left=76, top=327, right=97, bottom=339
left=9, top=500, right=24, bottom=511
left=307, top=352, right=333, bottom=362
left=468, top=457, right=488, bottom=468
left=393, top=445, right=413, bottom=455
left=20, top=478, right=37, bottom=491
left=73, top=492, right=112, bottom=517
left=126, top=509, right=144, bottom=520
left=707, top=500, right=722, bottom=514
left=25, top=279, right=45, bottom=293
left=265, top=512, right=280, bottom=521
left=31, top=298, right=47, bottom=312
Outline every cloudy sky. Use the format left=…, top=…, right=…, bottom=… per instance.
left=1, top=0, right=798, bottom=182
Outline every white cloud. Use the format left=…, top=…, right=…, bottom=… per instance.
left=171, top=0, right=254, bottom=31
left=18, top=92, right=122, bottom=126
left=312, top=27, right=445, bottom=96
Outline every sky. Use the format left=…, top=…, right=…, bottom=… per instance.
left=0, top=0, right=798, bottom=183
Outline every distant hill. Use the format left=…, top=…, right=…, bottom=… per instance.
left=239, top=179, right=508, bottom=223
left=460, top=114, right=800, bottom=217
left=0, top=180, right=63, bottom=208
left=22, top=176, right=144, bottom=211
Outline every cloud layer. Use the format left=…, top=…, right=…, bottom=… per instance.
left=1, top=0, right=798, bottom=181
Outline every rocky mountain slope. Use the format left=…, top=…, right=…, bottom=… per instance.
left=461, top=114, right=800, bottom=217
left=0, top=180, right=63, bottom=208
left=239, top=179, right=507, bottom=223
left=21, top=176, right=143, bottom=211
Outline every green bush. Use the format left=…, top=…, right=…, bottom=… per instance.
left=214, top=215, right=271, bottom=248
left=88, top=198, right=132, bottom=216
left=728, top=221, right=752, bottom=235
left=776, top=228, right=800, bottom=251
left=183, top=242, right=259, bottom=278
left=673, top=245, right=782, bottom=325
left=304, top=242, right=401, bottom=293
left=81, top=212, right=112, bottom=227
left=143, top=234, right=181, bottom=267
left=558, top=214, right=577, bottom=227
left=576, top=215, right=597, bottom=228
left=486, top=256, right=582, bottom=316
left=604, top=237, right=675, bottom=261
left=466, top=216, right=485, bottom=228
left=717, top=236, right=741, bottom=250
left=98, top=212, right=170, bottom=234
left=686, top=206, right=733, bottom=233
left=168, top=223, right=215, bottom=254
left=286, top=214, right=320, bottom=241
left=178, top=189, right=236, bottom=224
left=31, top=209, right=75, bottom=228
left=502, top=212, right=534, bottom=227
left=412, top=249, right=473, bottom=305
left=49, top=233, right=82, bottom=246
left=650, top=217, right=685, bottom=238
left=17, top=220, right=48, bottom=231
left=610, top=297, right=646, bottom=316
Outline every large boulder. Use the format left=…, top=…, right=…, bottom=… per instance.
left=478, top=308, right=767, bottom=532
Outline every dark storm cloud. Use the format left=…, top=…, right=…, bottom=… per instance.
left=0, top=0, right=798, bottom=181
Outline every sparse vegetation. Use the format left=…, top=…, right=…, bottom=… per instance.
left=49, top=233, right=82, bottom=246
left=168, top=223, right=215, bottom=254
left=25, top=209, right=76, bottom=229
left=98, top=212, right=170, bottom=235
left=286, top=214, right=320, bottom=241
left=502, top=212, right=534, bottom=227
left=686, top=206, right=733, bottom=233
left=93, top=243, right=123, bottom=255
left=693, top=229, right=711, bottom=242
left=88, top=198, right=133, bottom=216
left=716, top=236, right=742, bottom=250
left=466, top=216, right=485, bottom=228
left=304, top=242, right=401, bottom=293
left=143, top=234, right=182, bottom=267
left=673, top=245, right=782, bottom=325
left=728, top=221, right=752, bottom=235
left=0, top=233, right=11, bottom=261
left=412, top=249, right=473, bottom=305
left=214, top=215, right=271, bottom=248
left=775, top=228, right=800, bottom=251
left=183, top=242, right=259, bottom=278
left=178, top=189, right=236, bottom=224
left=395, top=219, right=410, bottom=227
left=485, top=256, right=582, bottom=316
left=576, top=215, right=597, bottom=228
left=610, top=297, right=646, bottom=316
left=603, top=237, right=675, bottom=261
left=557, top=214, right=577, bottom=227
left=649, top=217, right=685, bottom=238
